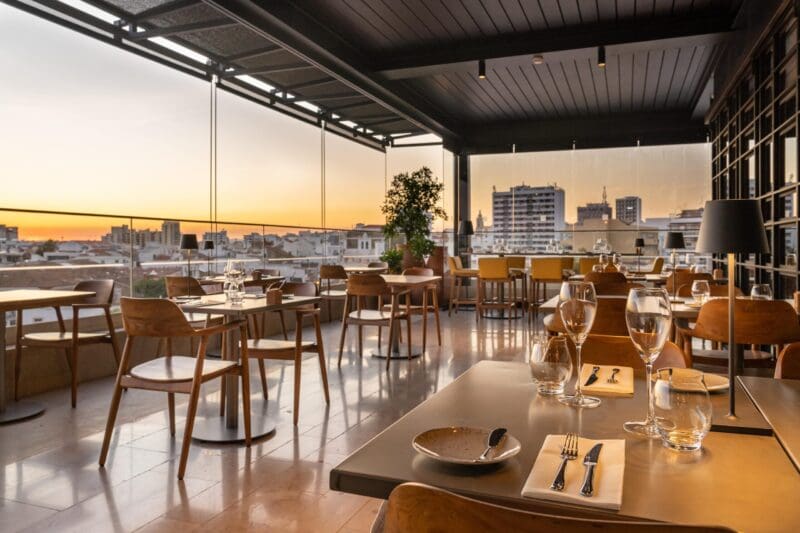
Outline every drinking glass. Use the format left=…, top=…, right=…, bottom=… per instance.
left=624, top=288, right=672, bottom=437
left=612, top=253, right=621, bottom=268
left=653, top=368, right=712, bottom=451
left=750, top=284, right=773, bottom=300
left=225, top=260, right=246, bottom=304
left=690, top=280, right=710, bottom=304
left=557, top=282, right=600, bottom=408
left=599, top=253, right=608, bottom=269
left=530, top=336, right=572, bottom=395
left=591, top=264, right=604, bottom=273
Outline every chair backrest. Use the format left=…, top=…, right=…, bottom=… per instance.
left=776, top=343, right=800, bottom=379
left=649, top=257, right=665, bottom=274
left=593, top=282, right=644, bottom=296
left=381, top=482, right=730, bottom=533
left=667, top=272, right=713, bottom=294
left=603, top=263, right=619, bottom=272
left=283, top=281, right=317, bottom=297
left=693, top=298, right=800, bottom=345
left=579, top=257, right=599, bottom=275
left=73, top=279, right=116, bottom=305
left=506, top=256, right=526, bottom=269
left=548, top=297, right=629, bottom=336
left=478, top=257, right=509, bottom=279
left=403, top=267, right=434, bottom=276
left=676, top=283, right=742, bottom=298
left=530, top=257, right=564, bottom=282
left=120, top=297, right=195, bottom=338
left=584, top=271, right=627, bottom=284
left=320, top=264, right=348, bottom=280
left=346, top=273, right=389, bottom=296
left=448, top=256, right=464, bottom=271
left=164, top=276, right=206, bottom=298
left=579, top=334, right=688, bottom=371
left=368, top=261, right=389, bottom=269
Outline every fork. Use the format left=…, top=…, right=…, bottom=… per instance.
left=606, top=368, right=620, bottom=384
left=550, top=433, right=578, bottom=491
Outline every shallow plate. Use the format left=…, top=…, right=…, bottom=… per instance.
left=412, top=427, right=521, bottom=465
left=652, top=372, right=729, bottom=392
left=173, top=295, right=200, bottom=301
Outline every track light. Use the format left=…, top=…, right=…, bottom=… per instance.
left=478, top=59, right=486, bottom=79
left=597, top=45, right=606, bottom=68
left=532, top=54, right=544, bottom=65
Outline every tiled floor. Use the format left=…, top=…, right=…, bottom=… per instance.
left=1, top=309, right=535, bottom=532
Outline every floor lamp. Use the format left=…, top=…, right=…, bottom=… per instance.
left=695, top=199, right=769, bottom=418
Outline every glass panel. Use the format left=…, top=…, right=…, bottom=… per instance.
left=780, top=129, right=798, bottom=186
left=780, top=225, right=797, bottom=267
left=780, top=192, right=797, bottom=218
left=745, top=152, right=756, bottom=197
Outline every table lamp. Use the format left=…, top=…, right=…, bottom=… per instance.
left=665, top=231, right=685, bottom=267
left=203, top=239, right=215, bottom=276
left=180, top=234, right=199, bottom=278
left=459, top=220, right=474, bottom=254
left=695, top=199, right=769, bottom=418
left=634, top=237, right=645, bottom=271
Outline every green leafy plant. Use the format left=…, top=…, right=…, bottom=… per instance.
left=381, top=166, right=447, bottom=259
left=379, top=248, right=403, bottom=274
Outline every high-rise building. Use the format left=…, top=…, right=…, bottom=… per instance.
left=616, top=196, right=642, bottom=224
left=668, top=208, right=704, bottom=251
left=161, top=220, right=181, bottom=247
left=108, top=224, right=130, bottom=245
left=0, top=224, right=19, bottom=242
left=475, top=210, right=485, bottom=232
left=577, top=186, right=612, bottom=223
left=492, top=184, right=565, bottom=252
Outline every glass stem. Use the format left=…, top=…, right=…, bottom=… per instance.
left=575, top=343, right=583, bottom=398
left=646, top=361, right=654, bottom=425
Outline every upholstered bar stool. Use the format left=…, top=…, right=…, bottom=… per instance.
left=476, top=257, right=516, bottom=321
left=447, top=256, right=479, bottom=316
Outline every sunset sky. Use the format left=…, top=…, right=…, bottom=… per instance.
left=0, top=3, right=708, bottom=241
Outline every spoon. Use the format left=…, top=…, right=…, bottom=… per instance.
left=478, top=428, right=507, bottom=461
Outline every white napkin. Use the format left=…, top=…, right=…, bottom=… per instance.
left=522, top=435, right=625, bottom=510
left=579, top=364, right=634, bottom=396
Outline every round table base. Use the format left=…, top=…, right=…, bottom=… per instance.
left=370, top=351, right=422, bottom=360
left=0, top=400, right=45, bottom=424
left=191, top=399, right=278, bottom=443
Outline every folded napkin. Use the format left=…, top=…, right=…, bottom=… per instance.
left=522, top=435, right=625, bottom=510
left=578, top=364, right=634, bottom=396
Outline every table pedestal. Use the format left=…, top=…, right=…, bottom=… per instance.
left=192, top=398, right=278, bottom=443
left=0, top=313, right=45, bottom=424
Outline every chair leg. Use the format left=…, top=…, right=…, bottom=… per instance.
left=314, top=314, right=330, bottom=404
left=278, top=310, right=288, bottom=340
left=292, top=348, right=302, bottom=426
left=449, top=275, right=456, bottom=316
left=69, top=344, right=79, bottom=408
left=99, top=380, right=124, bottom=467
left=258, top=359, right=268, bottom=399
left=14, top=313, right=22, bottom=401
left=357, top=325, right=363, bottom=356
left=337, top=295, right=350, bottom=367
left=406, top=315, right=412, bottom=360
left=432, top=288, right=442, bottom=345
left=421, top=289, right=428, bottom=354
left=167, top=392, right=176, bottom=436
left=240, top=359, right=252, bottom=447
left=178, top=378, right=202, bottom=480
left=378, top=325, right=382, bottom=348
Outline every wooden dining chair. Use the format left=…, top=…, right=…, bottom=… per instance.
left=15, top=279, right=120, bottom=407
left=99, top=297, right=251, bottom=480
left=677, top=298, right=800, bottom=368
left=477, top=257, right=516, bottom=321
left=666, top=272, right=713, bottom=297
left=775, top=343, right=800, bottom=379
left=377, top=483, right=732, bottom=533
left=319, top=264, right=348, bottom=321
left=368, top=261, right=389, bottom=270
left=579, top=334, right=688, bottom=371
left=593, top=282, right=644, bottom=296
left=447, top=255, right=478, bottom=316
left=245, top=282, right=329, bottom=425
left=544, top=296, right=629, bottom=337
left=338, top=273, right=411, bottom=370
left=164, top=275, right=224, bottom=350
left=584, top=271, right=627, bottom=284
left=675, top=284, right=742, bottom=298
left=395, top=267, right=441, bottom=352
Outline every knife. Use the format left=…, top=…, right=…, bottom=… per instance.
left=580, top=443, right=603, bottom=497
left=584, top=366, right=601, bottom=387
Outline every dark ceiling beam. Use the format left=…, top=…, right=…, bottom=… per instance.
left=346, top=113, right=396, bottom=121
left=360, top=117, right=407, bottom=127
left=459, top=112, right=708, bottom=155
left=221, top=62, right=315, bottom=77
left=377, top=15, right=735, bottom=80
left=129, top=18, right=237, bottom=40
left=283, top=77, right=338, bottom=91
left=201, top=0, right=462, bottom=148
left=223, top=45, right=282, bottom=62
left=302, top=92, right=363, bottom=101
left=327, top=100, right=378, bottom=112
left=130, top=0, right=199, bottom=22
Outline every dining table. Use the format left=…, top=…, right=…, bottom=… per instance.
left=330, top=360, right=799, bottom=532
left=176, top=293, right=320, bottom=443
left=740, top=375, right=800, bottom=472
left=373, top=274, right=441, bottom=359
left=344, top=265, right=388, bottom=274
left=568, top=273, right=668, bottom=285
left=198, top=274, right=284, bottom=289
left=0, top=289, right=95, bottom=423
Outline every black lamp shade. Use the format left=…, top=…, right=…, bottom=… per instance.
left=695, top=199, right=770, bottom=254
left=664, top=231, right=686, bottom=249
left=459, top=220, right=475, bottom=236
left=634, top=238, right=645, bottom=248
left=180, top=234, right=198, bottom=250
left=203, top=239, right=215, bottom=250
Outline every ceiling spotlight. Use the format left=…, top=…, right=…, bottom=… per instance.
left=532, top=54, right=544, bottom=65
left=597, top=45, right=606, bottom=68
left=478, top=59, right=486, bottom=79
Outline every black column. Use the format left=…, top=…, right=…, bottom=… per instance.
left=455, top=152, right=470, bottom=260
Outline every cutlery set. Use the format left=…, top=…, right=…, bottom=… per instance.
left=550, top=433, right=603, bottom=497
left=583, top=366, right=621, bottom=386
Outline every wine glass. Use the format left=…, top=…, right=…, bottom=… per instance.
left=599, top=253, right=608, bottom=269
left=750, top=284, right=773, bottom=300
left=591, top=263, right=603, bottom=273
left=557, top=281, right=600, bottom=408
left=690, top=280, right=710, bottom=304
left=624, top=288, right=672, bottom=437
left=612, top=253, right=621, bottom=269
left=530, top=336, right=573, bottom=395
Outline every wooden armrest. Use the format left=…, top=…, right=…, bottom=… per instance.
left=193, top=319, right=246, bottom=337
left=72, top=303, right=111, bottom=310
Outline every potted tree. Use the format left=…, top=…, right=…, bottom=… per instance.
left=381, top=167, right=447, bottom=284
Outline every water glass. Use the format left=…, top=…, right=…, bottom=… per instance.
left=557, top=281, right=600, bottom=408
left=591, top=264, right=604, bottom=273
left=750, top=284, right=772, bottom=300
left=624, top=288, right=672, bottom=438
left=653, top=368, right=712, bottom=451
left=690, top=280, right=710, bottom=304
left=530, top=336, right=572, bottom=395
